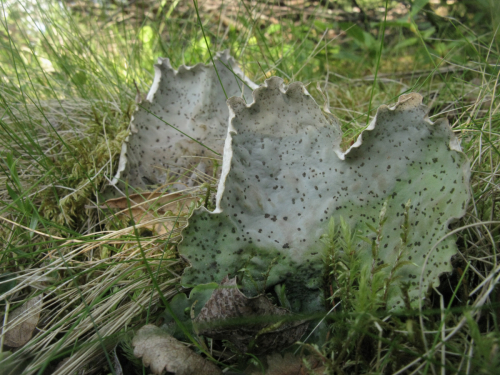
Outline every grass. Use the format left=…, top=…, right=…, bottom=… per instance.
left=0, top=0, right=499, bottom=374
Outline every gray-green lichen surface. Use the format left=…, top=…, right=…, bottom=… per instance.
left=179, top=77, right=470, bottom=312
left=112, top=50, right=257, bottom=191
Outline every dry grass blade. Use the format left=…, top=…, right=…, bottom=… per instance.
left=103, top=192, right=202, bottom=236
left=0, top=216, right=185, bottom=374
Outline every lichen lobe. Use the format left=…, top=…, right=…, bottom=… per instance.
left=180, top=77, right=470, bottom=312
left=111, top=50, right=256, bottom=192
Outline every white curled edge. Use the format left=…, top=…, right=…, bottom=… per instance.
left=214, top=105, right=236, bottom=213
left=111, top=50, right=256, bottom=187
left=111, top=57, right=172, bottom=186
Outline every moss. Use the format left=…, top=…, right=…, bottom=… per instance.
left=37, top=109, right=130, bottom=228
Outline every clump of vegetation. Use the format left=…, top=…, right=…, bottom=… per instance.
left=318, top=208, right=500, bottom=374
left=0, top=1, right=499, bottom=374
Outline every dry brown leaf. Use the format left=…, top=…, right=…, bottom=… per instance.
left=104, top=192, right=200, bottom=235
left=194, top=276, right=309, bottom=355
left=132, top=324, right=222, bottom=375
left=3, top=295, right=43, bottom=347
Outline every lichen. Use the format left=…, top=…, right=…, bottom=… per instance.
left=179, top=77, right=470, bottom=312
left=111, top=50, right=257, bottom=193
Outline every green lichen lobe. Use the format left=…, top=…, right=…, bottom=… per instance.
left=179, top=77, right=470, bottom=312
